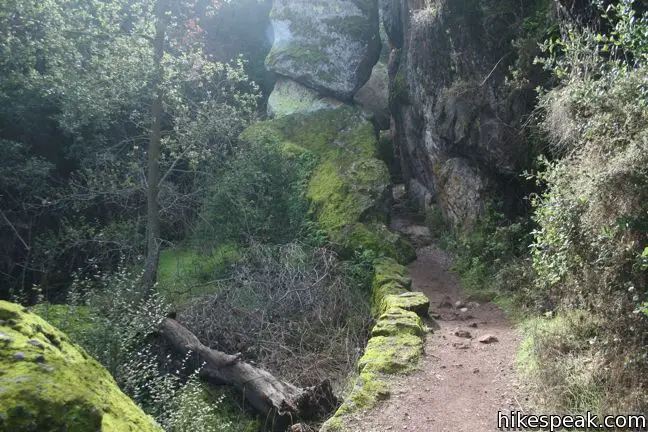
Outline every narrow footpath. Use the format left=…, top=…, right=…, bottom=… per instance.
left=348, top=200, right=522, bottom=431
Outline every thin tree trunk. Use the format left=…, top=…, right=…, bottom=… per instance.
left=159, top=318, right=338, bottom=430
left=142, top=3, right=167, bottom=294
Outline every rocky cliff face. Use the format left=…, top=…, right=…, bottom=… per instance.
left=381, top=0, right=539, bottom=225
left=261, top=0, right=538, bottom=228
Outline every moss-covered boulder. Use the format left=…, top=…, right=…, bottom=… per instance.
left=267, top=78, right=344, bottom=118
left=0, top=301, right=161, bottom=432
left=379, top=292, right=430, bottom=317
left=371, top=308, right=424, bottom=337
left=265, top=0, right=381, bottom=100
left=241, top=107, right=415, bottom=263
left=358, top=333, right=422, bottom=374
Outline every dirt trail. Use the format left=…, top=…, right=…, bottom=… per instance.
left=348, top=203, right=522, bottom=431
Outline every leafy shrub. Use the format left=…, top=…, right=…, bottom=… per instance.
left=195, top=139, right=317, bottom=246
left=157, top=243, right=243, bottom=305
left=516, top=311, right=615, bottom=414
left=430, top=201, right=533, bottom=298
left=36, top=265, right=255, bottom=431
left=526, top=0, right=648, bottom=413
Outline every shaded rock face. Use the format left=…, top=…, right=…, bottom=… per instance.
left=265, top=0, right=381, bottom=101
left=354, top=61, right=390, bottom=130
left=0, top=301, right=160, bottom=432
left=383, top=0, right=537, bottom=225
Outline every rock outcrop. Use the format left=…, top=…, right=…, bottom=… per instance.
left=383, top=0, right=538, bottom=226
left=265, top=0, right=381, bottom=101
left=0, top=301, right=160, bottom=431
left=242, top=107, right=415, bottom=264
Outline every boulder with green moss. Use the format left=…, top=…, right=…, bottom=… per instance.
left=265, top=0, right=381, bottom=100
left=241, top=107, right=415, bottom=263
left=267, top=78, right=343, bottom=118
left=0, top=301, right=161, bottom=432
left=371, top=308, right=424, bottom=337
left=379, top=292, right=430, bottom=317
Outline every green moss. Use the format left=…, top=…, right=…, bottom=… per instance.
left=320, top=369, right=391, bottom=431
left=320, top=416, right=350, bottom=432
left=371, top=308, right=425, bottom=338
left=379, top=292, right=430, bottom=317
left=372, top=257, right=410, bottom=287
left=321, top=257, right=429, bottom=429
left=323, top=15, right=374, bottom=41
left=157, top=243, right=243, bottom=305
left=391, top=68, right=408, bottom=103
left=374, top=257, right=408, bottom=277
left=0, top=301, right=161, bottom=432
left=371, top=280, right=408, bottom=312
left=339, top=223, right=416, bottom=264
left=241, top=107, right=414, bottom=262
left=370, top=257, right=415, bottom=313
left=358, top=334, right=423, bottom=374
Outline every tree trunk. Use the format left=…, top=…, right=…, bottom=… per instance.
left=159, top=318, right=338, bottom=430
left=141, top=2, right=167, bottom=294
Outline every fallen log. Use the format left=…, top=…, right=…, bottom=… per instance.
left=159, top=318, right=337, bottom=430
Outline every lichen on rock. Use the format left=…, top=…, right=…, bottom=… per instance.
left=379, top=292, right=430, bottom=317
left=0, top=301, right=161, bottom=432
left=320, top=256, right=429, bottom=430
left=265, top=0, right=381, bottom=100
left=267, top=78, right=344, bottom=118
left=358, top=333, right=423, bottom=374
left=371, top=308, right=425, bottom=338
left=241, top=106, right=415, bottom=263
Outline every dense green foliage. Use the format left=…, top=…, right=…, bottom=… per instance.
left=194, top=137, right=318, bottom=245
left=0, top=0, right=259, bottom=300
left=35, top=267, right=260, bottom=431
left=435, top=0, right=648, bottom=416
left=524, top=0, right=648, bottom=413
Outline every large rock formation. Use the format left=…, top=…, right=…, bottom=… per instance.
left=265, top=0, right=381, bottom=101
left=383, top=0, right=539, bottom=226
left=242, top=107, right=415, bottom=264
left=0, top=301, right=160, bottom=431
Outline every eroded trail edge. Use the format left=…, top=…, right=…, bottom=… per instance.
left=348, top=244, right=522, bottom=432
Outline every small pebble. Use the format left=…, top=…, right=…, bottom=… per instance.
left=13, top=352, right=26, bottom=361
left=479, top=334, right=499, bottom=344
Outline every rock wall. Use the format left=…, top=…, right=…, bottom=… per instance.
left=320, top=258, right=430, bottom=431
left=265, top=0, right=381, bottom=101
left=382, top=0, right=539, bottom=226
left=264, top=0, right=391, bottom=127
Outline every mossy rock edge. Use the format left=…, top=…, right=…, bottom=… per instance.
left=320, top=258, right=430, bottom=431
left=0, top=301, right=161, bottom=432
